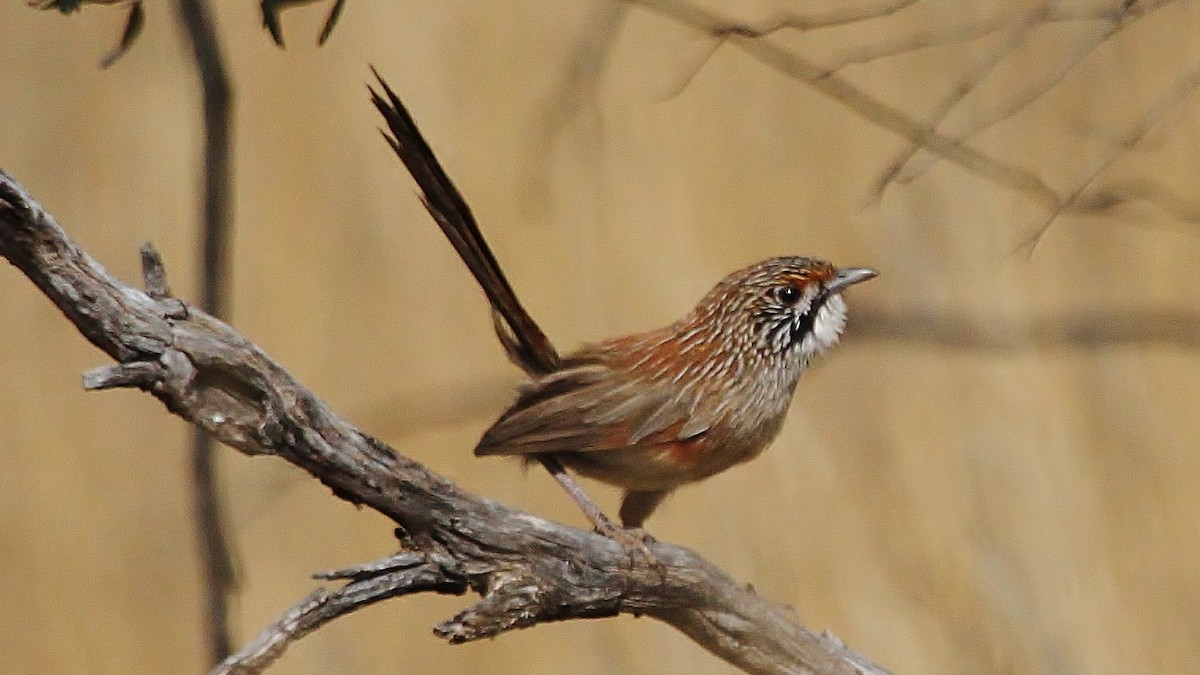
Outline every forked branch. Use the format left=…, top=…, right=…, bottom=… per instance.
left=0, top=170, right=888, bottom=674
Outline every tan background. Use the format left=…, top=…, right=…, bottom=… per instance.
left=3, top=1, right=1200, bottom=673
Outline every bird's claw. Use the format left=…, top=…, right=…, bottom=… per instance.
left=593, top=520, right=659, bottom=567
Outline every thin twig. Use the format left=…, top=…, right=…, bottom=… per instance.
left=630, top=0, right=1066, bottom=211
left=852, top=307, right=1200, bottom=350
left=871, top=21, right=1033, bottom=200
left=175, top=0, right=238, bottom=664
left=1014, top=56, right=1200, bottom=255
left=889, top=0, right=1175, bottom=191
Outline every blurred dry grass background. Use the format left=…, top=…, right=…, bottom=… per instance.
left=2, top=1, right=1200, bottom=673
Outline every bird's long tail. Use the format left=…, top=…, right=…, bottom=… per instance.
left=369, top=68, right=560, bottom=375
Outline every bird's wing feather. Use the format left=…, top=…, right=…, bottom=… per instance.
left=475, top=360, right=706, bottom=456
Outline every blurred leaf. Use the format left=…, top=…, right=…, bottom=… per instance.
left=317, top=0, right=345, bottom=45
left=261, top=0, right=346, bottom=47
left=29, top=0, right=84, bottom=13
left=29, top=0, right=145, bottom=68
left=29, top=0, right=128, bottom=14
left=99, top=2, right=144, bottom=68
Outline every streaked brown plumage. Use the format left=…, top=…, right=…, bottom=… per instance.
left=369, top=72, right=876, bottom=535
left=475, top=258, right=875, bottom=526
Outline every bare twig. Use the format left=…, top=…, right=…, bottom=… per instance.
left=520, top=2, right=628, bottom=214
left=853, top=308, right=1200, bottom=350
left=1074, top=177, right=1200, bottom=224
left=1014, top=56, right=1200, bottom=255
left=887, top=0, right=1175, bottom=192
left=31, top=0, right=147, bottom=68
left=261, top=0, right=348, bottom=47
left=175, top=0, right=238, bottom=664
left=630, top=0, right=1066, bottom=211
left=685, top=0, right=920, bottom=38
left=871, top=22, right=1033, bottom=200
left=733, top=35, right=1064, bottom=210
left=0, top=170, right=891, bottom=674
left=623, top=0, right=1200, bottom=248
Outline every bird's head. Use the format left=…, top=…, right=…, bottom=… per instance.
left=703, top=256, right=876, bottom=364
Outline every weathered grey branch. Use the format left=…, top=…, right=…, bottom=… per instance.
left=0, top=169, right=890, bottom=675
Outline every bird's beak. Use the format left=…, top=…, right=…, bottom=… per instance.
left=827, top=267, right=877, bottom=293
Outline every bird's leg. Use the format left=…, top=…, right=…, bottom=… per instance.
left=537, top=454, right=616, bottom=531
left=618, top=490, right=669, bottom=531
left=537, top=455, right=655, bottom=564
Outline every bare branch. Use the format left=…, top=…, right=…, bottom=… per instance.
left=630, top=0, right=1066, bottom=211
left=1075, top=178, right=1200, bottom=224
left=83, top=361, right=163, bottom=390
left=32, top=0, right=147, bottom=68
left=216, top=590, right=330, bottom=675
left=853, top=308, right=1200, bottom=350
left=694, top=0, right=920, bottom=38
left=628, top=0, right=1200, bottom=246
left=139, top=242, right=172, bottom=300
left=888, top=0, right=1176, bottom=191
left=1015, top=56, right=1200, bottom=254
left=0, top=170, right=890, bottom=674
left=871, top=23, right=1031, bottom=200
left=261, top=0, right=348, bottom=47
left=175, top=0, right=240, bottom=662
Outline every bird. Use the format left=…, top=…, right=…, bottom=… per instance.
left=368, top=70, right=876, bottom=539
left=474, top=258, right=875, bottom=528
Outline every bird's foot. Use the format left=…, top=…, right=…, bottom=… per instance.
left=593, top=518, right=658, bottom=567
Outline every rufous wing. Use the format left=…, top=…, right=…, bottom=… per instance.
left=475, top=360, right=717, bottom=457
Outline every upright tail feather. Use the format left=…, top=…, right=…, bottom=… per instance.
left=369, top=68, right=560, bottom=375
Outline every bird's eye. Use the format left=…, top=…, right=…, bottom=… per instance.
left=774, top=285, right=801, bottom=305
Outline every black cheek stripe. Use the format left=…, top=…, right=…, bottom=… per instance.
left=788, top=290, right=829, bottom=346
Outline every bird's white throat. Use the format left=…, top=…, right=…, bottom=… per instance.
left=801, top=293, right=848, bottom=358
